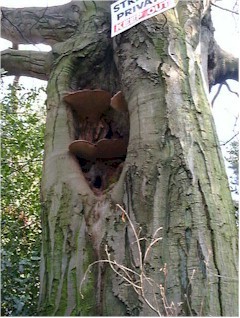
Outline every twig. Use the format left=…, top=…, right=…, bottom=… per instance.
left=211, top=83, right=223, bottom=106
left=223, top=81, right=239, bottom=97
left=185, top=269, right=196, bottom=316
left=80, top=205, right=173, bottom=316
left=233, top=113, right=239, bottom=128
left=79, top=258, right=141, bottom=299
left=144, top=237, right=162, bottom=264
left=220, top=132, right=239, bottom=146
left=152, top=227, right=163, bottom=239
left=116, top=204, right=143, bottom=271
left=211, top=1, right=239, bottom=15
left=212, top=81, right=239, bottom=107
left=105, top=246, right=142, bottom=290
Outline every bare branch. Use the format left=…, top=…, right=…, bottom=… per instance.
left=143, top=237, right=162, bottom=264
left=208, top=44, right=238, bottom=88
left=1, top=2, right=81, bottom=46
left=211, top=2, right=239, bottom=15
left=212, top=80, right=239, bottom=106
left=1, top=1, right=111, bottom=46
left=221, top=132, right=239, bottom=147
left=1, top=49, right=52, bottom=80
left=223, top=81, right=239, bottom=97
left=211, top=83, right=223, bottom=106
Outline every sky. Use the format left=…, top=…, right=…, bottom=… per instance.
left=0, top=0, right=239, bottom=190
left=1, top=0, right=70, bottom=7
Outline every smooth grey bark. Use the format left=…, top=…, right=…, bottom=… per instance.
left=1, top=49, right=51, bottom=80
left=1, top=1, right=81, bottom=45
left=1, top=1, right=238, bottom=316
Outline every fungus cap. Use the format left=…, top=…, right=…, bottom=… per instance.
left=96, top=138, right=128, bottom=159
left=69, top=138, right=128, bottom=160
left=110, top=91, right=128, bottom=112
left=64, top=89, right=111, bottom=121
left=68, top=140, right=96, bottom=160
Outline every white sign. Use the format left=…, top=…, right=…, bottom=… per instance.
left=111, top=0, right=177, bottom=37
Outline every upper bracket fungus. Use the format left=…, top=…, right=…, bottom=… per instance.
left=64, top=89, right=129, bottom=195
left=64, top=89, right=111, bottom=122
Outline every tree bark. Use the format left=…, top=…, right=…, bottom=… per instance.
left=1, top=1, right=238, bottom=316
left=1, top=49, right=51, bottom=80
left=1, top=1, right=82, bottom=45
left=199, top=7, right=238, bottom=89
left=208, top=43, right=239, bottom=87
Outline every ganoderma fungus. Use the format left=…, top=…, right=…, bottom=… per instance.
left=69, top=138, right=128, bottom=160
left=110, top=91, right=128, bottom=112
left=96, top=138, right=128, bottom=159
left=64, top=89, right=111, bottom=121
left=68, top=140, right=96, bottom=160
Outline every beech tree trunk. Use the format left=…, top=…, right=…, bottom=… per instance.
left=1, top=1, right=238, bottom=316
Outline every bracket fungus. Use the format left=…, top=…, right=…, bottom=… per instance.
left=68, top=140, right=97, bottom=160
left=69, top=138, right=128, bottom=160
left=110, top=91, right=128, bottom=112
left=65, top=89, right=129, bottom=194
left=96, top=138, right=128, bottom=158
left=64, top=89, right=111, bottom=121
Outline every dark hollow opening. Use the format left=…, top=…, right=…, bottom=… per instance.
left=93, top=175, right=102, bottom=189
left=105, top=126, right=113, bottom=139
left=77, top=157, right=92, bottom=173
left=66, top=85, right=129, bottom=195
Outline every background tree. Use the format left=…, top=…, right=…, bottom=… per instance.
left=1, top=0, right=238, bottom=316
left=1, top=84, right=45, bottom=315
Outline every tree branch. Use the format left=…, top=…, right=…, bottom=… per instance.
left=208, top=44, right=238, bottom=88
left=1, top=49, right=52, bottom=80
left=220, top=132, right=239, bottom=146
left=1, top=2, right=81, bottom=45
left=1, top=1, right=111, bottom=46
left=211, top=80, right=239, bottom=106
left=211, top=2, right=239, bottom=15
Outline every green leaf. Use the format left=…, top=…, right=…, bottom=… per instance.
left=1, top=84, right=46, bottom=316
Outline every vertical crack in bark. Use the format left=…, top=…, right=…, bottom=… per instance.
left=194, top=142, right=212, bottom=185
left=197, top=180, right=223, bottom=316
left=178, top=242, right=192, bottom=315
left=136, top=95, right=141, bottom=149
left=96, top=261, right=104, bottom=315
left=126, top=166, right=135, bottom=217
left=50, top=69, right=63, bottom=150
left=197, top=240, right=207, bottom=279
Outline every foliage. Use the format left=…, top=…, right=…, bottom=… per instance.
left=225, top=139, right=239, bottom=222
left=1, top=84, right=46, bottom=316
left=226, top=139, right=239, bottom=195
